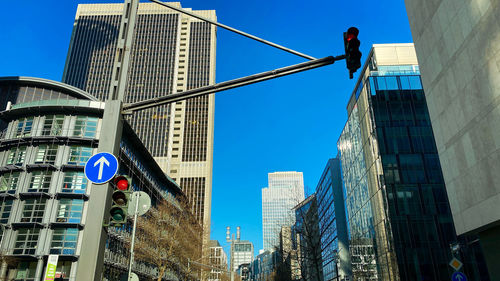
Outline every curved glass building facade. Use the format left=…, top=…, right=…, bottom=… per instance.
left=0, top=77, right=182, bottom=281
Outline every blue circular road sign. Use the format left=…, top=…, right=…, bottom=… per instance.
left=451, top=272, right=467, bottom=281
left=84, top=152, right=119, bottom=184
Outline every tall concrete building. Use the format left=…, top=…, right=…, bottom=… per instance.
left=404, top=1, right=500, bottom=278
left=62, top=2, right=216, bottom=227
left=338, top=44, right=487, bottom=281
left=262, top=171, right=305, bottom=250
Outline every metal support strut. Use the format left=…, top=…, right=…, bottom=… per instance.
left=148, top=0, right=316, bottom=60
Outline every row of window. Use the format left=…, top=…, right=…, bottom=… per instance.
left=14, top=227, right=79, bottom=255
left=0, top=171, right=87, bottom=195
left=7, top=115, right=98, bottom=139
left=1, top=197, right=84, bottom=225
left=15, top=260, right=72, bottom=280
left=4, top=145, right=93, bottom=166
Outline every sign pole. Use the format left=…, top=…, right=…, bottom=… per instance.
left=75, top=101, right=124, bottom=280
left=127, top=192, right=140, bottom=280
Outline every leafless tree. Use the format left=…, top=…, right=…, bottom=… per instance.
left=128, top=196, right=208, bottom=281
left=292, top=195, right=323, bottom=281
left=268, top=185, right=325, bottom=281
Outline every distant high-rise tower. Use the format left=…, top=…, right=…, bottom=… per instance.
left=262, top=171, right=305, bottom=250
left=62, top=2, right=216, bottom=228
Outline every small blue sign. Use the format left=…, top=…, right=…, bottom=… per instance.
left=84, top=152, right=119, bottom=184
left=452, top=272, right=467, bottom=281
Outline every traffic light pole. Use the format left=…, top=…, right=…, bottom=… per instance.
left=76, top=100, right=124, bottom=281
left=75, top=0, right=139, bottom=280
left=74, top=0, right=352, bottom=279
left=123, top=55, right=346, bottom=113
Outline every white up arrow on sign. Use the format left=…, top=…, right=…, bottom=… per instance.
left=85, top=152, right=118, bottom=184
left=94, top=156, right=110, bottom=180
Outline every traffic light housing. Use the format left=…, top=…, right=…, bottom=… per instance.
left=344, top=27, right=362, bottom=79
left=109, top=175, right=132, bottom=226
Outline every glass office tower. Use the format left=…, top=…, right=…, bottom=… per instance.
left=262, top=172, right=305, bottom=250
left=338, top=44, right=483, bottom=281
left=315, top=158, right=351, bottom=281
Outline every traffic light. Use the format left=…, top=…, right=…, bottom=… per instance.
left=343, top=27, right=362, bottom=79
left=109, top=175, right=132, bottom=226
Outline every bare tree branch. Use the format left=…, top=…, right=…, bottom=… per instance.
left=126, top=196, right=209, bottom=281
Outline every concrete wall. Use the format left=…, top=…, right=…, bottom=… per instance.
left=405, top=0, right=500, bottom=235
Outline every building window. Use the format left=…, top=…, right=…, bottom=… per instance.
left=56, top=199, right=84, bottom=223
left=62, top=172, right=87, bottom=194
left=50, top=228, right=78, bottom=255
left=21, top=198, right=47, bottom=223
left=28, top=171, right=52, bottom=193
left=35, top=145, right=58, bottom=164
left=53, top=261, right=72, bottom=281
left=0, top=199, right=13, bottom=224
left=68, top=146, right=92, bottom=165
left=15, top=261, right=38, bottom=280
left=6, top=146, right=27, bottom=165
left=73, top=116, right=98, bottom=138
left=0, top=172, right=20, bottom=193
left=399, top=154, right=426, bottom=183
left=42, top=115, right=65, bottom=136
left=15, top=117, right=34, bottom=138
left=13, top=228, right=40, bottom=255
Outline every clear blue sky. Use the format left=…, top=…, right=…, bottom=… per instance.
left=0, top=0, right=414, bottom=256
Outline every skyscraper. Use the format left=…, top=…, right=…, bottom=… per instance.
left=337, top=44, right=487, bottom=280
left=262, top=171, right=305, bottom=250
left=405, top=2, right=500, bottom=278
left=62, top=2, right=216, bottom=227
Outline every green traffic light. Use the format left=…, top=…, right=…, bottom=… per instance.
left=112, top=212, right=124, bottom=221
left=110, top=207, right=126, bottom=222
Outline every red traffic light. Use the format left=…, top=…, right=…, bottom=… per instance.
left=114, top=176, right=130, bottom=191
left=346, top=27, right=359, bottom=41
left=107, top=175, right=132, bottom=227
left=343, top=27, right=362, bottom=79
